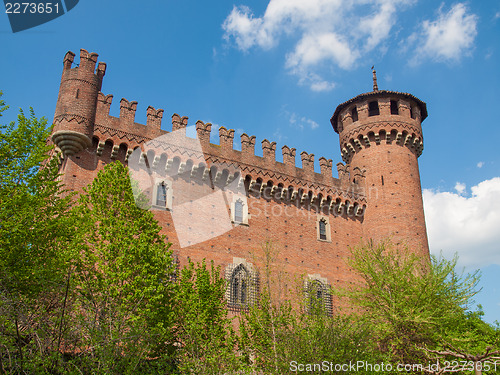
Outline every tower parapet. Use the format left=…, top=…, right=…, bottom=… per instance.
left=52, top=49, right=106, bottom=156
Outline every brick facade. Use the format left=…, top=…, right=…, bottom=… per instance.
left=50, top=49, right=430, bottom=311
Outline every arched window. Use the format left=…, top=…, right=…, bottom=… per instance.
left=226, top=260, right=259, bottom=311
left=317, top=216, right=331, bottom=242
left=231, top=195, right=249, bottom=225
left=231, top=265, right=249, bottom=306
left=351, top=106, right=358, bottom=122
left=319, top=219, right=327, bottom=240
left=306, top=278, right=332, bottom=316
left=368, top=101, right=379, bottom=116
left=152, top=179, right=173, bottom=210
left=234, top=199, right=244, bottom=223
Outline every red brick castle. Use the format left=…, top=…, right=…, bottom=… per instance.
left=51, top=49, right=430, bottom=312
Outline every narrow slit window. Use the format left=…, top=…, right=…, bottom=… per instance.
left=156, top=182, right=167, bottom=207
left=368, top=101, right=379, bottom=116
left=390, top=100, right=399, bottom=115
left=319, top=220, right=327, bottom=240
left=234, top=199, right=244, bottom=223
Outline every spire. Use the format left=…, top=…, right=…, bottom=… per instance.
left=371, top=66, right=378, bottom=91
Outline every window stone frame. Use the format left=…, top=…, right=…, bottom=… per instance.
left=317, top=214, right=331, bottom=242
left=152, top=178, right=173, bottom=210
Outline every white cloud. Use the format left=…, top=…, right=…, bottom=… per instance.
left=423, top=177, right=500, bottom=268
left=454, top=182, right=466, bottom=195
left=477, top=161, right=484, bottom=168
left=409, top=3, right=478, bottom=64
left=223, top=0, right=413, bottom=90
left=286, top=111, right=320, bottom=130
left=495, top=12, right=500, bottom=20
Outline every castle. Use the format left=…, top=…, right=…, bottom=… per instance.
left=50, top=49, right=430, bottom=312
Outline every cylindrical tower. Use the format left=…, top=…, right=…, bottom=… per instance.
left=331, top=72, right=429, bottom=258
left=52, top=49, right=106, bottom=156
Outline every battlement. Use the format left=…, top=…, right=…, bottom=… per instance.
left=63, top=49, right=107, bottom=78
left=89, top=90, right=366, bottom=215
left=94, top=91, right=362, bottom=183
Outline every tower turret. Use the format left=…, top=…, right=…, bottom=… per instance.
left=331, top=73, right=429, bottom=257
left=52, top=49, right=106, bottom=156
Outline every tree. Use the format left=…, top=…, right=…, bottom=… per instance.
left=0, top=92, right=74, bottom=373
left=68, top=161, right=177, bottom=373
left=343, top=240, right=500, bottom=374
left=174, top=259, right=241, bottom=374
left=239, top=242, right=380, bottom=374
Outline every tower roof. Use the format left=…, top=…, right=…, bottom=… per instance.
left=330, top=90, right=428, bottom=133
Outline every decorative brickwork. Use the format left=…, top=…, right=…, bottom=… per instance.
left=50, top=50, right=430, bottom=313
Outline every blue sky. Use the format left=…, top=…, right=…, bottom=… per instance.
left=1, top=0, right=499, bottom=323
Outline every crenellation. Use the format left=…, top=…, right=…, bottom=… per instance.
left=300, top=151, right=315, bottom=176
left=97, top=92, right=113, bottom=117
left=319, top=157, right=333, bottom=179
left=96, top=61, right=107, bottom=80
left=63, top=51, right=75, bottom=70
left=281, top=145, right=296, bottom=170
left=119, top=98, right=138, bottom=124
left=336, top=162, right=349, bottom=183
left=261, top=139, right=277, bottom=163
left=172, top=114, right=188, bottom=133
left=79, top=49, right=99, bottom=73
left=196, top=120, right=212, bottom=144
left=146, top=106, right=164, bottom=129
left=219, top=126, right=235, bottom=151
left=241, top=133, right=256, bottom=156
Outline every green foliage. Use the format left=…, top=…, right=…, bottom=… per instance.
left=175, top=258, right=242, bottom=374
left=344, top=240, right=499, bottom=370
left=68, top=161, right=177, bottom=373
left=0, top=92, right=74, bottom=373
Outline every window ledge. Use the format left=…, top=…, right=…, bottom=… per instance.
left=152, top=204, right=170, bottom=211
left=317, top=238, right=331, bottom=243
left=232, top=221, right=249, bottom=227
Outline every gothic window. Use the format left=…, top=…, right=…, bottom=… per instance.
left=368, top=100, right=379, bottom=116
left=390, top=100, right=399, bottom=115
left=152, top=179, right=173, bottom=210
left=234, top=199, right=244, bottom=223
left=317, top=216, right=331, bottom=242
left=226, top=260, right=259, bottom=311
left=351, top=106, right=358, bottom=122
left=231, top=195, right=249, bottom=225
left=305, top=277, right=332, bottom=316
left=231, top=265, right=248, bottom=306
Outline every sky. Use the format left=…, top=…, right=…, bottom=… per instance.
left=1, top=0, right=499, bottom=324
